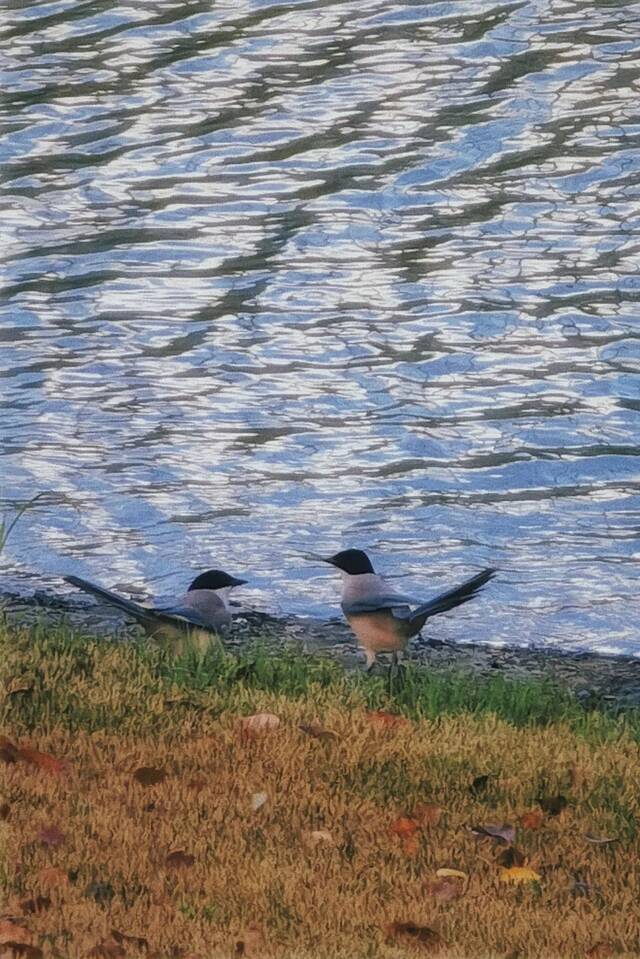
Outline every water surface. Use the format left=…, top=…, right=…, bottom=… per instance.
left=1, top=0, right=640, bottom=653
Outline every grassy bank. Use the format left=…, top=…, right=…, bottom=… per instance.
left=2, top=621, right=640, bottom=958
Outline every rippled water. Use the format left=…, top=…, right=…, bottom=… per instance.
left=2, top=0, right=640, bottom=654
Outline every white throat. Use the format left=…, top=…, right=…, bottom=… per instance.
left=339, top=570, right=383, bottom=599
left=214, top=585, right=234, bottom=609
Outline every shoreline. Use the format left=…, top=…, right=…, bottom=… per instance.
left=2, top=588, right=640, bottom=710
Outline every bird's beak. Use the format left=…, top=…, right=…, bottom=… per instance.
left=293, top=549, right=335, bottom=565
left=231, top=577, right=248, bottom=587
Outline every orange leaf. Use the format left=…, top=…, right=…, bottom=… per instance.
left=402, top=835, right=420, bottom=857
left=17, top=746, right=67, bottom=777
left=385, top=922, right=445, bottom=952
left=367, top=710, right=408, bottom=729
left=133, top=767, right=167, bottom=786
left=519, top=810, right=544, bottom=830
left=239, top=713, right=280, bottom=739
left=36, top=867, right=69, bottom=890
left=389, top=816, right=420, bottom=840
left=0, top=921, right=32, bottom=946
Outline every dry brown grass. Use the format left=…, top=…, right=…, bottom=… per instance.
left=2, top=700, right=640, bottom=958
left=1, top=624, right=640, bottom=958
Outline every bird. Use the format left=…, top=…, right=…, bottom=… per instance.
left=64, top=568, right=247, bottom=655
left=307, top=548, right=495, bottom=671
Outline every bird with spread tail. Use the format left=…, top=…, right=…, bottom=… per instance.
left=306, top=548, right=495, bottom=671
left=65, top=569, right=247, bottom=655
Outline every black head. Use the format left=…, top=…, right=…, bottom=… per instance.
left=188, top=569, right=247, bottom=591
left=324, top=549, right=374, bottom=575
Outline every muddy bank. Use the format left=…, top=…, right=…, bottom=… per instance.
left=2, top=588, right=639, bottom=710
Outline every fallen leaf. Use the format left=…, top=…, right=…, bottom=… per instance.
left=572, top=880, right=591, bottom=898
left=469, top=774, right=490, bottom=794
left=496, top=847, right=526, bottom=868
left=0, top=922, right=31, bottom=946
left=37, top=825, right=65, bottom=848
left=402, top=834, right=420, bottom=857
left=423, top=879, right=464, bottom=901
left=385, top=922, right=445, bottom=951
left=133, top=767, right=167, bottom=786
left=0, top=737, right=18, bottom=764
left=519, top=810, right=544, bottom=830
left=585, top=834, right=618, bottom=845
left=538, top=794, right=567, bottom=816
left=84, top=880, right=115, bottom=905
left=17, top=746, right=67, bottom=776
left=389, top=816, right=420, bottom=840
left=36, top=867, right=69, bottom=889
left=299, top=723, right=338, bottom=741
left=251, top=791, right=268, bottom=812
left=586, top=943, right=616, bottom=958
left=240, top=712, right=280, bottom=735
left=0, top=945, right=43, bottom=959
left=389, top=816, right=421, bottom=855
left=413, top=804, right=442, bottom=828
left=307, top=830, right=334, bottom=846
left=186, top=779, right=207, bottom=793
left=470, top=822, right=515, bottom=845
left=0, top=803, right=10, bottom=820
left=165, top=850, right=195, bottom=869
left=110, top=929, right=149, bottom=952
left=435, top=868, right=467, bottom=879
left=234, top=923, right=266, bottom=957
left=366, top=710, right=408, bottom=729
left=19, top=897, right=51, bottom=915
left=88, top=937, right=125, bottom=959
left=499, top=866, right=541, bottom=884
left=7, top=682, right=34, bottom=696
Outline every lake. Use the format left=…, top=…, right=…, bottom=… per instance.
left=1, top=0, right=639, bottom=654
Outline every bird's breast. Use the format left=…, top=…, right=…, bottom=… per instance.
left=345, top=610, right=406, bottom=652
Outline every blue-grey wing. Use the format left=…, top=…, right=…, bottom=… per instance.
left=152, top=604, right=212, bottom=629
left=341, top=595, right=417, bottom=619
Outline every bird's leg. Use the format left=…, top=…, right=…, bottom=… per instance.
left=365, top=650, right=377, bottom=674
left=389, top=650, right=406, bottom=695
left=387, top=651, right=399, bottom=696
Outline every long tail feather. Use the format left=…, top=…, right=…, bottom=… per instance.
left=409, top=568, right=496, bottom=629
left=64, top=575, right=156, bottom=624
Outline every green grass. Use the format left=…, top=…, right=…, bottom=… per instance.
left=2, top=618, right=638, bottom=744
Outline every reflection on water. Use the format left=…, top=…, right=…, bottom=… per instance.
left=1, top=0, right=639, bottom=654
